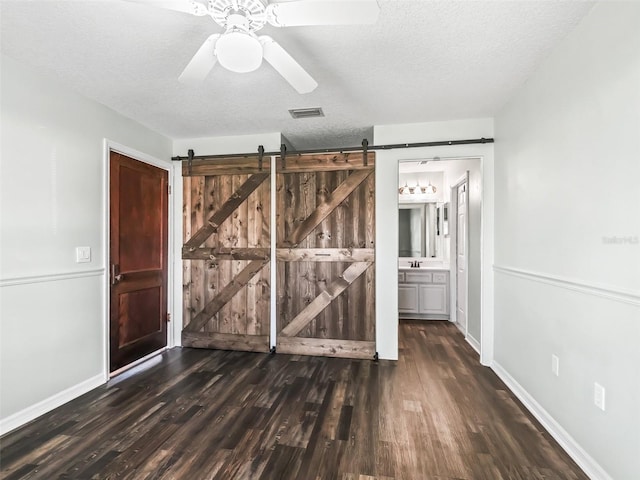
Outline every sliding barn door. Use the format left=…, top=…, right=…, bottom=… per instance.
left=276, top=152, right=376, bottom=359
left=182, top=157, right=271, bottom=352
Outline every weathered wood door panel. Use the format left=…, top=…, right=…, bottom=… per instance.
left=182, top=157, right=270, bottom=352
left=110, top=152, right=168, bottom=372
left=276, top=153, right=376, bottom=359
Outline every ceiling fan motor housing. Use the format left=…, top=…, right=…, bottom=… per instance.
left=208, top=0, right=268, bottom=31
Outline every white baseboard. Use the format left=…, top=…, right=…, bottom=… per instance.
left=0, top=373, right=105, bottom=436
left=466, top=334, right=480, bottom=354
left=491, top=362, right=612, bottom=480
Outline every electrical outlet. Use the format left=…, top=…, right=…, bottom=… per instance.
left=594, top=382, right=606, bottom=411
left=76, top=246, right=91, bottom=263
left=551, top=354, right=559, bottom=376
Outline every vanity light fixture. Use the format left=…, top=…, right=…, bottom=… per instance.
left=399, top=180, right=436, bottom=195
left=422, top=181, right=437, bottom=195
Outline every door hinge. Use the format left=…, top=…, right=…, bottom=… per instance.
left=168, top=184, right=172, bottom=195
left=166, top=313, right=171, bottom=322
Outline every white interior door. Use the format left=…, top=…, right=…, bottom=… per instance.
left=456, top=181, right=468, bottom=335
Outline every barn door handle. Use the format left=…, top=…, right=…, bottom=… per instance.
left=111, top=264, right=123, bottom=285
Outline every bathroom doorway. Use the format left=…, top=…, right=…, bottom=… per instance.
left=397, top=157, right=482, bottom=353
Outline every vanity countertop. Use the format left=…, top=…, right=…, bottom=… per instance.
left=399, top=264, right=450, bottom=271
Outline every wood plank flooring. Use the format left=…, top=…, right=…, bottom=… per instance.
left=0, top=321, right=589, bottom=479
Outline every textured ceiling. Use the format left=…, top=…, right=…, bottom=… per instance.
left=0, top=0, right=594, bottom=149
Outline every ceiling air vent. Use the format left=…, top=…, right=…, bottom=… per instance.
left=288, top=107, right=324, bottom=119
left=419, top=157, right=440, bottom=165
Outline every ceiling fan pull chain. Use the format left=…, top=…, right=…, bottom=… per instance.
left=362, top=138, right=369, bottom=167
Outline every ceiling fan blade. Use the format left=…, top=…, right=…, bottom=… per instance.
left=260, top=36, right=318, bottom=94
left=126, top=0, right=208, bottom=16
left=267, top=0, right=379, bottom=27
left=178, top=34, right=220, bottom=85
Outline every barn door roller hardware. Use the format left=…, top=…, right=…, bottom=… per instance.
left=187, top=149, right=194, bottom=175
left=362, top=138, right=368, bottom=166
left=171, top=137, right=494, bottom=162
left=258, top=144, right=264, bottom=171
left=280, top=144, right=287, bottom=170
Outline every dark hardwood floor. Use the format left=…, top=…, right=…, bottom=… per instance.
left=0, top=321, right=589, bottom=480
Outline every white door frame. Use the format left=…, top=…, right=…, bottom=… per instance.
left=102, top=139, right=175, bottom=380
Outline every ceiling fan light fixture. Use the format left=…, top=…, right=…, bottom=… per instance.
left=216, top=30, right=263, bottom=73
left=159, top=0, right=380, bottom=90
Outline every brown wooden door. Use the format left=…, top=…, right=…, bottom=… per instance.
left=181, top=157, right=271, bottom=352
left=110, top=151, right=169, bottom=372
left=276, top=152, right=376, bottom=359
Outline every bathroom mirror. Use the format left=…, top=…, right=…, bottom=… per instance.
left=399, top=203, right=441, bottom=258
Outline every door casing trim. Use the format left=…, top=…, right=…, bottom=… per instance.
left=102, top=139, right=174, bottom=381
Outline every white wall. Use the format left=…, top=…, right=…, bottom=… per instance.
left=173, top=133, right=282, bottom=159
left=373, top=118, right=494, bottom=362
left=493, top=3, right=640, bottom=479
left=0, top=55, right=172, bottom=432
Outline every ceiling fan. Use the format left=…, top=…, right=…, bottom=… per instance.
left=131, top=0, right=380, bottom=93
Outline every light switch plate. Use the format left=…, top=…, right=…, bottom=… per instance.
left=551, top=354, right=559, bottom=376
left=594, top=382, right=606, bottom=411
left=76, top=246, right=91, bottom=263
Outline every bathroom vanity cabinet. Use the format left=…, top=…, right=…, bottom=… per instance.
left=398, top=269, right=450, bottom=319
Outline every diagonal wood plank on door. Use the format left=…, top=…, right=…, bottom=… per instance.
left=184, top=258, right=270, bottom=333
left=184, top=172, right=269, bottom=249
left=281, top=168, right=373, bottom=248
left=279, top=261, right=372, bottom=337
